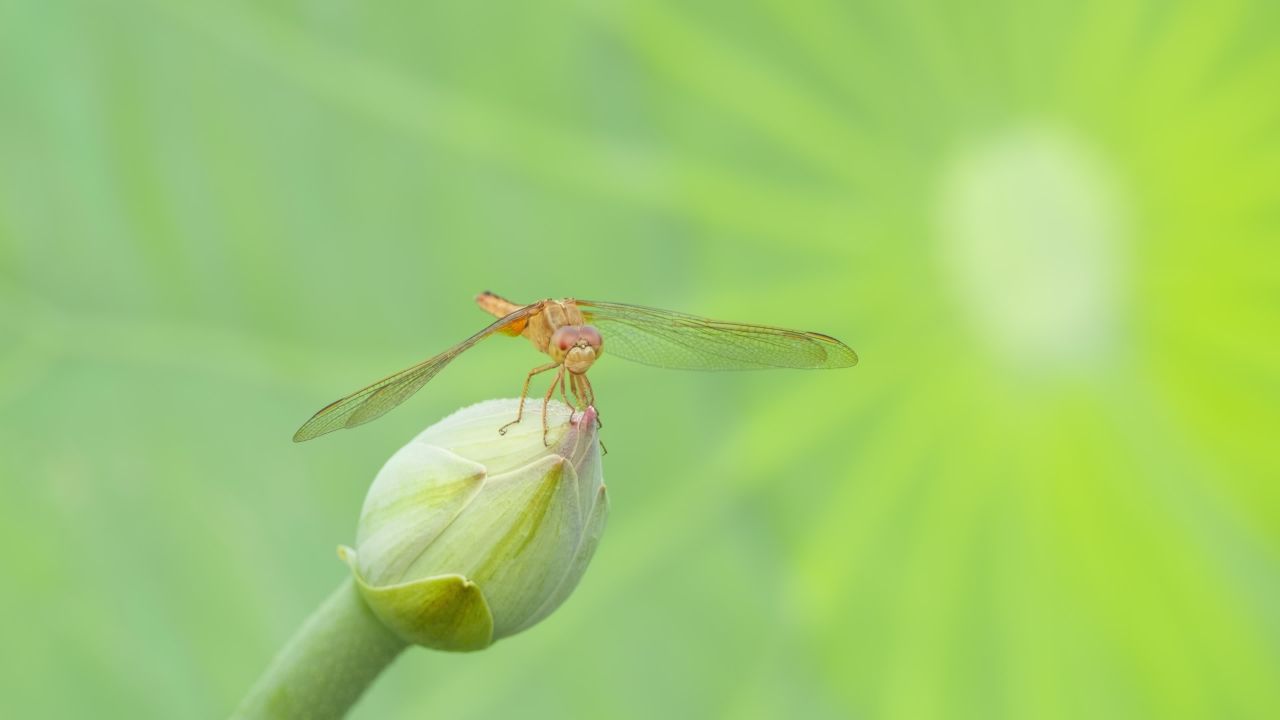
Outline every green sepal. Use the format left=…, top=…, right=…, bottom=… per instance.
left=340, top=546, right=494, bottom=652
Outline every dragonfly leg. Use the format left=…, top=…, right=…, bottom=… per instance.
left=580, top=373, right=602, bottom=429
left=568, top=373, right=604, bottom=453
left=564, top=372, right=587, bottom=424
left=566, top=372, right=582, bottom=408
left=542, top=365, right=566, bottom=445
left=559, top=370, right=574, bottom=422
left=500, top=362, right=559, bottom=435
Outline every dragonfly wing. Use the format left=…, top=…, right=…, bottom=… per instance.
left=577, top=300, right=858, bottom=371
left=293, top=303, right=541, bottom=442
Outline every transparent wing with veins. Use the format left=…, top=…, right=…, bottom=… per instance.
left=292, top=303, right=542, bottom=442
left=577, top=300, right=858, bottom=371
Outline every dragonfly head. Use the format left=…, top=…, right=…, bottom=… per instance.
left=551, top=324, right=603, bottom=374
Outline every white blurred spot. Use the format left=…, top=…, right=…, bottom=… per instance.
left=937, top=126, right=1127, bottom=374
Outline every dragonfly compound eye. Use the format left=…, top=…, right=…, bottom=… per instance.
left=551, top=326, right=580, bottom=352
left=578, top=325, right=602, bottom=350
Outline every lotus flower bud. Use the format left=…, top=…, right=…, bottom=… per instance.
left=340, top=399, right=607, bottom=652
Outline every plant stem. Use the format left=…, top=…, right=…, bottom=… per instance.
left=233, top=577, right=408, bottom=719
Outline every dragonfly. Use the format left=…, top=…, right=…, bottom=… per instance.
left=293, top=291, right=859, bottom=443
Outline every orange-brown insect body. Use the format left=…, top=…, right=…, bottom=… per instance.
left=476, top=292, right=603, bottom=375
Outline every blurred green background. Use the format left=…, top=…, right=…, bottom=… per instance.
left=2, top=0, right=1278, bottom=718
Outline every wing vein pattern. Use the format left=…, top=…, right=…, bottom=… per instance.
left=292, top=304, right=540, bottom=442
left=578, top=300, right=858, bottom=371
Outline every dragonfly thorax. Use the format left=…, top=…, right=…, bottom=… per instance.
left=549, top=324, right=603, bottom=373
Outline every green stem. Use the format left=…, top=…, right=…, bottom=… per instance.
left=233, top=578, right=408, bottom=720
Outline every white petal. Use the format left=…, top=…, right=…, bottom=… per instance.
left=405, top=455, right=585, bottom=637
left=514, top=484, right=609, bottom=635
left=414, top=399, right=575, bottom=476
left=356, top=444, right=486, bottom=586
